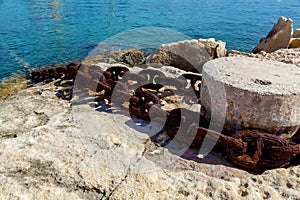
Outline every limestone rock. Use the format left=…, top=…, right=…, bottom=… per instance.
left=227, top=48, right=300, bottom=67
left=294, top=28, right=300, bottom=38
left=82, top=48, right=145, bottom=67
left=289, top=38, right=300, bottom=48
left=253, top=16, right=293, bottom=53
left=117, top=49, right=145, bottom=67
left=0, top=67, right=299, bottom=199
left=146, top=38, right=226, bottom=72
left=198, top=38, right=227, bottom=58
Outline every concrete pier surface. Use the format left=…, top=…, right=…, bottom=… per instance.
left=201, top=56, right=300, bottom=137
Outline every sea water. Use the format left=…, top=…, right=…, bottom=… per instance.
left=0, top=0, right=299, bottom=79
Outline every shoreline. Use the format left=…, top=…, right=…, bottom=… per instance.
left=1, top=46, right=299, bottom=100
left=0, top=49, right=299, bottom=199
left=0, top=34, right=299, bottom=198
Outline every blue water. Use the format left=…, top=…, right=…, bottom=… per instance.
left=0, top=0, right=300, bottom=80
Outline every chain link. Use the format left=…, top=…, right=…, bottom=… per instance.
left=30, top=63, right=300, bottom=172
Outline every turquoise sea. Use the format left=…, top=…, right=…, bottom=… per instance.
left=0, top=0, right=300, bottom=80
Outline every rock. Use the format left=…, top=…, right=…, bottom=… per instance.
left=0, top=74, right=299, bottom=199
left=289, top=38, right=300, bottom=48
left=201, top=57, right=300, bottom=136
left=294, top=28, right=300, bottom=38
left=82, top=48, right=145, bottom=67
left=253, top=16, right=293, bottom=53
left=0, top=77, right=27, bottom=102
left=117, top=49, right=145, bottom=67
left=146, top=38, right=226, bottom=72
left=227, top=48, right=300, bottom=67
left=198, top=38, right=227, bottom=58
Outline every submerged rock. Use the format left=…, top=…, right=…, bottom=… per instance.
left=146, top=38, right=226, bottom=72
left=253, top=16, right=293, bottom=53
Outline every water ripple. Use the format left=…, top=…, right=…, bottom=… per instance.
left=0, top=0, right=299, bottom=79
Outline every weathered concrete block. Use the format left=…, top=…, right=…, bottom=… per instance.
left=201, top=57, right=300, bottom=137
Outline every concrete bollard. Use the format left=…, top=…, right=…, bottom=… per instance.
left=200, top=56, right=300, bottom=138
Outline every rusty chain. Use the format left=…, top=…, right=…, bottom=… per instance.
left=30, top=63, right=300, bottom=172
